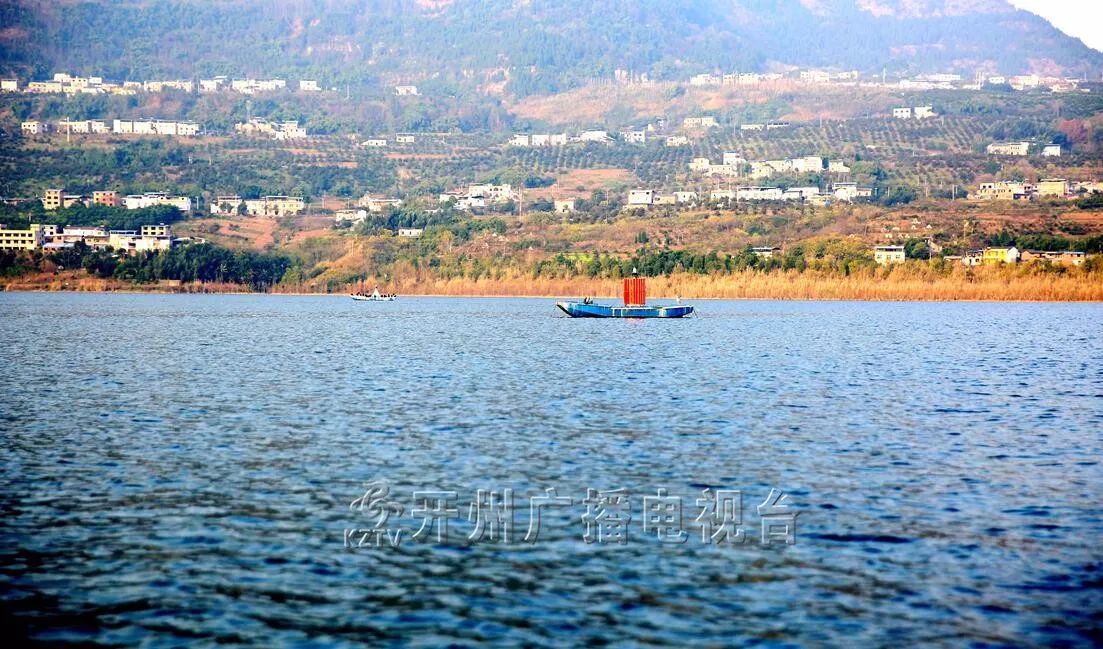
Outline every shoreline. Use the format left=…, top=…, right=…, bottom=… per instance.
left=3, top=287, right=1102, bottom=304
left=3, top=267, right=1102, bottom=302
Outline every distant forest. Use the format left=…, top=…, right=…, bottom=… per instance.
left=1, top=0, right=1100, bottom=97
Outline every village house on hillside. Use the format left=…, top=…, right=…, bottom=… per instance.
left=874, top=245, right=906, bottom=265
left=682, top=116, right=718, bottom=129
left=244, top=196, right=306, bottom=217
left=234, top=118, right=307, bottom=140
left=20, top=121, right=47, bottom=135
left=357, top=195, right=402, bottom=212
left=986, top=141, right=1030, bottom=156
left=113, top=119, right=199, bottom=137
left=58, top=119, right=109, bottom=134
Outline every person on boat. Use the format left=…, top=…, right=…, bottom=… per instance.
left=583, top=296, right=593, bottom=304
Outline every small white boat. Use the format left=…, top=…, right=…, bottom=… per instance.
left=350, top=289, right=396, bottom=302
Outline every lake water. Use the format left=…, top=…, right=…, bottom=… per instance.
left=1, top=293, right=1100, bottom=646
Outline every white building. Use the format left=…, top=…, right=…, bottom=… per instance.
left=21, top=121, right=47, bottom=135
left=737, top=186, right=784, bottom=201
left=683, top=116, right=718, bottom=129
left=243, top=196, right=305, bottom=217
left=335, top=209, right=368, bottom=223
left=112, top=119, right=199, bottom=137
left=665, top=135, right=689, bottom=147
left=468, top=184, right=516, bottom=204
left=398, top=228, right=424, bottom=238
left=986, top=142, right=1030, bottom=156
left=688, top=157, right=713, bottom=172
left=210, top=196, right=244, bottom=216
left=874, top=245, right=906, bottom=265
left=361, top=139, right=387, bottom=147
left=554, top=199, right=577, bottom=213
left=577, top=130, right=611, bottom=143
left=394, top=85, right=419, bottom=96
left=123, top=193, right=192, bottom=212
left=299, top=80, right=320, bottom=92
left=58, top=119, right=109, bottom=134
left=627, top=190, right=654, bottom=206
left=234, top=118, right=306, bottom=140
left=357, top=195, right=402, bottom=212
left=1043, top=144, right=1062, bottom=157
left=833, top=183, right=873, bottom=202
left=1, top=79, right=18, bottom=92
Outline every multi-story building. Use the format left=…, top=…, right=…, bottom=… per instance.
left=1036, top=179, right=1068, bottom=198
left=914, top=106, right=936, bottom=119
left=554, top=199, right=577, bottom=213
left=27, top=81, right=64, bottom=93
left=874, top=245, right=906, bottom=265
left=41, top=189, right=87, bottom=210
left=976, top=181, right=1029, bottom=201
left=112, top=119, right=199, bottom=137
left=58, top=119, right=109, bottom=134
left=982, top=247, right=1020, bottom=264
left=243, top=196, right=306, bottom=217
left=832, top=183, right=873, bottom=202
left=21, top=121, right=47, bottom=135
left=210, top=196, right=244, bottom=216
left=140, top=224, right=172, bottom=237
left=627, top=190, right=655, bottom=206
left=233, top=118, right=306, bottom=140
left=123, top=193, right=192, bottom=212
left=682, top=116, right=718, bottom=129
left=468, top=184, right=516, bottom=204
left=92, top=191, right=121, bottom=207
left=0, top=224, right=45, bottom=250
left=737, top=186, right=784, bottom=201
left=1, top=79, right=18, bottom=92
left=986, top=142, right=1030, bottom=156
left=357, top=195, right=401, bottom=212
left=42, top=189, right=65, bottom=210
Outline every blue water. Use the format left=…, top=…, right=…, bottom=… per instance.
left=1, top=293, right=1101, bottom=646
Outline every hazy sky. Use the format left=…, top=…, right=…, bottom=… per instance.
left=1009, top=0, right=1103, bottom=52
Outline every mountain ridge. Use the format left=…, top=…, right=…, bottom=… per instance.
left=0, top=0, right=1099, bottom=97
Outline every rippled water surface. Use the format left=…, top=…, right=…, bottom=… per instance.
left=1, top=293, right=1101, bottom=646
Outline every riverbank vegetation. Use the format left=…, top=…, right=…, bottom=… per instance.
left=1, top=242, right=292, bottom=291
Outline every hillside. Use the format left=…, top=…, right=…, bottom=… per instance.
left=1, top=0, right=1100, bottom=97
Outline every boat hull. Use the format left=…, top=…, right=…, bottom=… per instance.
left=556, top=301, right=693, bottom=318
left=350, top=295, right=395, bottom=301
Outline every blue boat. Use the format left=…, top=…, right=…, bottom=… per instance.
left=556, top=301, right=694, bottom=318
left=557, top=272, right=693, bottom=318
